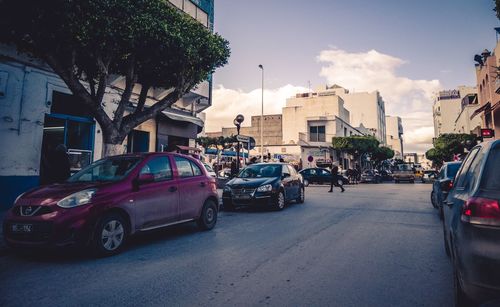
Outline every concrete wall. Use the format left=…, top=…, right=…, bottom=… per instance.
left=220, top=114, right=283, bottom=146
left=433, top=86, right=477, bottom=136
left=385, top=116, right=403, bottom=158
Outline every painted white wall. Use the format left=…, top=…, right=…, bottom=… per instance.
left=433, top=86, right=477, bottom=136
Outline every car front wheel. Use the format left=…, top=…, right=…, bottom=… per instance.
left=92, top=214, right=127, bottom=257
left=296, top=187, right=305, bottom=204
left=197, top=199, right=218, bottom=230
left=274, top=191, right=286, bottom=211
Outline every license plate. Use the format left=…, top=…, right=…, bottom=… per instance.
left=11, top=224, right=33, bottom=233
left=234, top=194, right=251, bottom=200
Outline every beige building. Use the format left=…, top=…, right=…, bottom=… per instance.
left=453, top=93, right=482, bottom=135
left=432, top=86, right=477, bottom=137
left=312, top=85, right=387, bottom=144
left=386, top=116, right=404, bottom=159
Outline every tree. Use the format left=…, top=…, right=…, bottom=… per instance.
left=0, top=0, right=230, bottom=156
left=196, top=136, right=237, bottom=151
left=372, top=146, right=395, bottom=167
left=332, top=136, right=380, bottom=169
left=425, top=133, right=477, bottom=167
left=495, top=0, right=500, bottom=19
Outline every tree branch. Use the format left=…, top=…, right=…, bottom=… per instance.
left=113, top=57, right=136, bottom=126
left=134, top=83, right=150, bottom=115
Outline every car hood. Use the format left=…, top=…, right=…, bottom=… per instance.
left=16, top=182, right=109, bottom=206
left=227, top=177, right=277, bottom=189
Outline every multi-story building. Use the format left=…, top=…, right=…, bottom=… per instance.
left=432, top=86, right=477, bottom=137
left=385, top=116, right=404, bottom=159
left=453, top=93, right=482, bottom=135
left=472, top=45, right=500, bottom=139
left=0, top=0, right=215, bottom=210
left=314, top=85, right=387, bottom=145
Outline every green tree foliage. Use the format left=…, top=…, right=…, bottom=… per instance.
left=425, top=133, right=477, bottom=167
left=332, top=136, right=380, bottom=158
left=495, top=0, right=500, bottom=19
left=0, top=0, right=230, bottom=156
left=372, top=146, right=395, bottom=166
left=196, top=136, right=237, bottom=150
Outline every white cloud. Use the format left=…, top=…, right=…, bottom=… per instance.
left=205, top=84, right=308, bottom=132
left=207, top=48, right=441, bottom=154
left=317, top=48, right=441, bottom=153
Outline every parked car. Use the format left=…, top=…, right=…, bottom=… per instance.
left=441, top=140, right=500, bottom=306
left=222, top=163, right=304, bottom=211
left=299, top=167, right=349, bottom=187
left=379, top=170, right=394, bottom=181
left=360, top=169, right=382, bottom=183
left=430, top=162, right=461, bottom=219
left=202, top=162, right=217, bottom=178
left=393, top=163, right=415, bottom=183
left=422, top=170, right=438, bottom=183
left=3, top=153, right=219, bottom=256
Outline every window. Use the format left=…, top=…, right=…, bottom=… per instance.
left=191, top=161, right=203, bottom=176
left=454, top=148, right=480, bottom=188
left=140, top=157, right=172, bottom=181
left=196, top=7, right=208, bottom=26
left=467, top=150, right=485, bottom=190
left=309, top=126, right=326, bottom=142
left=175, top=156, right=194, bottom=178
left=183, top=0, right=196, bottom=18
left=481, top=148, right=500, bottom=190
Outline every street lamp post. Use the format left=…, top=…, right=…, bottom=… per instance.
left=258, top=64, right=264, bottom=163
left=233, top=114, right=245, bottom=173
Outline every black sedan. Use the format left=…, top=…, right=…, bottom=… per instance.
left=299, top=168, right=349, bottom=187
left=222, top=163, right=304, bottom=211
left=442, top=139, right=500, bottom=306
left=430, top=161, right=461, bottom=219
left=360, top=169, right=382, bottom=183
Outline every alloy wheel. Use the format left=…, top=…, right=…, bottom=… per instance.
left=101, top=220, right=124, bottom=251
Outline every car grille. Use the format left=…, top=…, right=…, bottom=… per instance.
left=231, top=188, right=256, bottom=195
left=5, top=221, right=54, bottom=242
left=13, top=206, right=53, bottom=217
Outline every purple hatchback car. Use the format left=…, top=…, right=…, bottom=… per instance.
left=3, top=153, right=219, bottom=256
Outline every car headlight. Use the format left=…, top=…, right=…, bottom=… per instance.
left=57, top=189, right=97, bottom=208
left=223, top=186, right=231, bottom=192
left=257, top=184, right=272, bottom=192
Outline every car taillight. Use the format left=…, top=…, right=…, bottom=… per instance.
left=461, top=197, right=500, bottom=226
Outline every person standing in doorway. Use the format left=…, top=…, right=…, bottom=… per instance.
left=328, top=162, right=345, bottom=193
left=47, top=144, right=71, bottom=184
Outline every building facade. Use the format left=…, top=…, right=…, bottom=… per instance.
left=432, top=86, right=477, bottom=137
left=453, top=93, right=482, bottom=135
left=472, top=46, right=500, bottom=140
left=0, top=0, right=215, bottom=210
left=385, top=116, right=404, bottom=159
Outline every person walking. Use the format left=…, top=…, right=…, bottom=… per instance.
left=328, top=162, right=345, bottom=193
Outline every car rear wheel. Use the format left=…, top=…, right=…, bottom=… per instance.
left=274, top=191, right=286, bottom=211
left=453, top=260, right=474, bottom=307
left=197, top=199, right=218, bottom=231
left=92, top=214, right=127, bottom=257
left=296, top=187, right=305, bottom=204
left=303, top=179, right=309, bottom=187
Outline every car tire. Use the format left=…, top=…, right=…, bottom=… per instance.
left=92, top=213, right=128, bottom=257
left=274, top=190, right=286, bottom=211
left=296, top=186, right=305, bottom=204
left=443, top=222, right=451, bottom=258
left=303, top=179, right=309, bottom=187
left=223, top=200, right=235, bottom=212
left=453, top=259, right=474, bottom=307
left=431, top=191, right=437, bottom=208
left=197, top=199, right=218, bottom=231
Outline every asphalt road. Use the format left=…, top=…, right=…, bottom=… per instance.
left=0, top=183, right=452, bottom=307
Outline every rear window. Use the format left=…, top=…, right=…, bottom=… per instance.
left=481, top=148, right=500, bottom=190
left=446, top=163, right=461, bottom=179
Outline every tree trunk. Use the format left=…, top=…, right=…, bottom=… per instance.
left=102, top=143, right=126, bottom=158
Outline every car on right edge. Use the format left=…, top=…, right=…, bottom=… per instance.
left=441, top=139, right=500, bottom=306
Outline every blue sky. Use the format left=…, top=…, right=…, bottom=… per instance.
left=207, top=0, right=500, bottom=152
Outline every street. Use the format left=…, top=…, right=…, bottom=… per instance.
left=0, top=183, right=452, bottom=307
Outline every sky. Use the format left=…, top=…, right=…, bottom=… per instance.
left=206, top=0, right=500, bottom=153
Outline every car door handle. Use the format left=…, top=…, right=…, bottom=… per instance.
left=169, top=186, right=178, bottom=192
left=199, top=182, right=206, bottom=187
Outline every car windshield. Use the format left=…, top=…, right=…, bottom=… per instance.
left=238, top=164, right=281, bottom=178
left=68, top=157, right=142, bottom=183
left=397, top=164, right=412, bottom=171
left=446, top=163, right=461, bottom=178
left=204, top=163, right=214, bottom=172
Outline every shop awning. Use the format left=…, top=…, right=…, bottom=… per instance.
left=470, top=102, right=491, bottom=120
left=177, top=145, right=202, bottom=152
left=161, top=110, right=204, bottom=127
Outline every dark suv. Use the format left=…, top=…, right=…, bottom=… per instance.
left=431, top=161, right=461, bottom=219
left=441, top=140, right=500, bottom=306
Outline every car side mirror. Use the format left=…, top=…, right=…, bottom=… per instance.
left=441, top=179, right=453, bottom=192
left=138, top=173, right=155, bottom=184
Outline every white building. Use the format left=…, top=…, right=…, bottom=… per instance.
left=313, top=85, right=387, bottom=145
left=385, top=116, right=404, bottom=159
left=433, top=86, right=477, bottom=136
left=453, top=93, right=482, bottom=135
left=281, top=91, right=363, bottom=169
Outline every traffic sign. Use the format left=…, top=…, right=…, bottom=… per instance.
left=236, top=135, right=250, bottom=143
left=236, top=135, right=256, bottom=150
